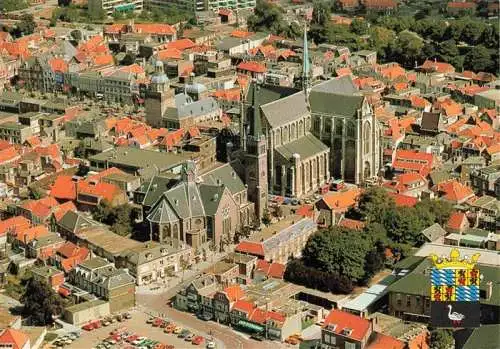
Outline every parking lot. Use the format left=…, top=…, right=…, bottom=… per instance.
left=69, top=310, right=220, bottom=349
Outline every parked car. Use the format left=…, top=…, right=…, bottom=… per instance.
left=285, top=336, right=299, bottom=345
left=192, top=336, right=204, bottom=345
left=146, top=317, right=155, bottom=324
left=173, top=326, right=182, bottom=334
left=124, top=312, right=132, bottom=319
left=185, top=334, right=195, bottom=341
left=206, top=340, right=216, bottom=349
left=153, top=318, right=163, bottom=327
left=178, top=329, right=190, bottom=338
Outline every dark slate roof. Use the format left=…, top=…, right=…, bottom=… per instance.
left=420, top=112, right=440, bottom=132
left=275, top=133, right=329, bottom=161
left=199, top=184, right=226, bottom=216
left=95, top=268, right=135, bottom=289
left=201, top=163, right=246, bottom=195
left=241, top=83, right=300, bottom=134
left=137, top=176, right=178, bottom=208
left=311, top=76, right=357, bottom=94
left=420, top=223, right=447, bottom=242
left=260, top=91, right=309, bottom=128
left=309, top=91, right=364, bottom=117
left=58, top=211, right=101, bottom=234
left=309, top=76, right=364, bottom=117
left=147, top=195, right=179, bottom=224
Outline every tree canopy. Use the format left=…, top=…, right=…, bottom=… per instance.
left=21, top=277, right=63, bottom=326
left=94, top=202, right=137, bottom=236
left=247, top=0, right=301, bottom=39
left=303, top=227, right=371, bottom=282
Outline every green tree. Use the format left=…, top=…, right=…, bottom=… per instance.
left=303, top=227, right=369, bottom=281
left=261, top=209, right=272, bottom=226
left=247, top=0, right=287, bottom=35
left=350, top=18, right=369, bottom=35
left=414, top=17, right=446, bottom=41
left=464, top=45, right=493, bottom=72
left=309, top=1, right=332, bottom=44
left=392, top=31, right=424, bottom=67
left=438, top=40, right=459, bottom=63
left=430, top=329, right=454, bottom=349
left=21, top=277, right=63, bottom=326
left=94, top=202, right=136, bottom=236
left=368, top=26, right=396, bottom=59
left=358, top=187, right=395, bottom=223
left=2, top=0, right=29, bottom=11
left=415, top=199, right=453, bottom=226
left=376, top=16, right=415, bottom=33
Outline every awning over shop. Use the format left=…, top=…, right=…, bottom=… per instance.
left=236, top=320, right=264, bottom=333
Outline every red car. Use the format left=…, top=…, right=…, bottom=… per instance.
left=126, top=335, right=138, bottom=343
left=152, top=318, right=163, bottom=327
left=192, top=336, right=204, bottom=345
left=82, top=323, right=94, bottom=331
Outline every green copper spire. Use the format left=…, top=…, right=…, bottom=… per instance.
left=302, top=24, right=310, bottom=84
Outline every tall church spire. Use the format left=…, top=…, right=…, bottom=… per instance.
left=249, top=80, right=262, bottom=139
left=302, top=24, right=310, bottom=93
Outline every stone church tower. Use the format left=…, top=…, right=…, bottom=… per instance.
left=242, top=82, right=268, bottom=221
left=145, top=60, right=174, bottom=128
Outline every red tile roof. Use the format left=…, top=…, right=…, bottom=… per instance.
left=224, top=284, right=245, bottom=302
left=388, top=193, right=418, bottom=207
left=367, top=332, right=405, bottom=349
left=232, top=300, right=255, bottom=314
left=0, top=328, right=29, bottom=349
left=237, top=61, right=266, bottom=73
left=0, top=216, right=30, bottom=237
left=235, top=241, right=265, bottom=256
left=421, top=60, right=455, bottom=74
left=53, top=201, right=77, bottom=222
left=92, top=54, right=114, bottom=66
left=231, top=29, right=253, bottom=38
left=87, top=167, right=125, bottom=182
left=338, top=218, right=366, bottom=230
left=218, top=8, right=232, bottom=16
left=0, top=146, right=20, bottom=165
left=13, top=225, right=49, bottom=244
left=268, top=263, right=285, bottom=279
left=323, top=310, right=371, bottom=342
left=447, top=2, right=476, bottom=9
left=157, top=47, right=182, bottom=60
left=50, top=175, right=77, bottom=201
left=77, top=181, right=120, bottom=203
left=167, top=39, right=195, bottom=51
left=436, top=180, right=475, bottom=203
left=393, top=150, right=433, bottom=177
left=135, top=23, right=176, bottom=35
left=296, top=204, right=314, bottom=218
left=446, top=211, right=468, bottom=231
left=249, top=308, right=267, bottom=324
left=48, top=57, right=68, bottom=73
left=255, top=259, right=270, bottom=274
left=212, top=88, right=241, bottom=102
left=321, top=187, right=361, bottom=212
left=22, top=197, right=59, bottom=220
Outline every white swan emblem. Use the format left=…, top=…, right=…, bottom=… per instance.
left=448, top=304, right=465, bottom=326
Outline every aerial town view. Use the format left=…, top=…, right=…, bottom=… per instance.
left=0, top=0, right=498, bottom=348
